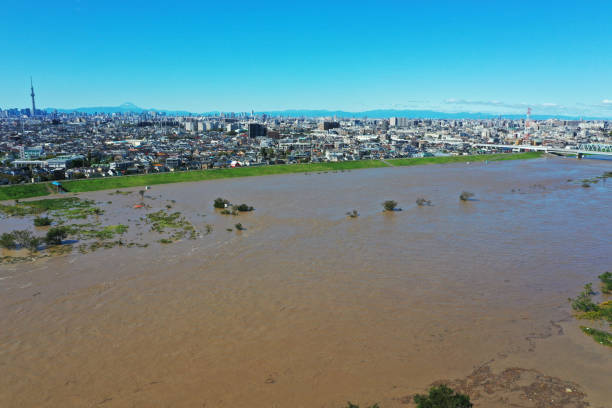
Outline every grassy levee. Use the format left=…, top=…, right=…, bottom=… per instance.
left=0, top=183, right=51, bottom=201
left=60, top=160, right=389, bottom=193
left=0, top=152, right=543, bottom=200
left=387, top=151, right=542, bottom=166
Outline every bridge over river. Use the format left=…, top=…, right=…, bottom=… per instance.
left=471, top=143, right=612, bottom=158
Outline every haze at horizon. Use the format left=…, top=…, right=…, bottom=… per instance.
left=1, top=0, right=611, bottom=117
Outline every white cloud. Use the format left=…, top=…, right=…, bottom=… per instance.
left=602, top=99, right=612, bottom=104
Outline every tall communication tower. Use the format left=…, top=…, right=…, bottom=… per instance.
left=30, top=77, right=36, bottom=117
left=526, top=107, right=531, bottom=128
left=524, top=107, right=532, bottom=142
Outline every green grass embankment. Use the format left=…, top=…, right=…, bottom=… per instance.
left=387, top=151, right=542, bottom=166
left=0, top=152, right=542, bottom=200
left=0, top=183, right=51, bottom=201
left=59, top=160, right=389, bottom=193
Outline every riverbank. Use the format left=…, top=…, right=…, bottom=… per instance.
left=0, top=152, right=542, bottom=200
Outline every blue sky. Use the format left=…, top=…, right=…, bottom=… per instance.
left=1, top=0, right=611, bottom=116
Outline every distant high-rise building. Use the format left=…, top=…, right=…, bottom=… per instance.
left=390, top=117, right=410, bottom=127
left=30, top=77, right=36, bottom=117
left=248, top=123, right=267, bottom=138
left=318, top=121, right=340, bottom=130
left=226, top=123, right=240, bottom=132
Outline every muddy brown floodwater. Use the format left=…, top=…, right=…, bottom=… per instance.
left=1, top=157, right=611, bottom=408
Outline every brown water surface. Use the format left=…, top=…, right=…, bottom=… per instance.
left=1, top=157, right=611, bottom=407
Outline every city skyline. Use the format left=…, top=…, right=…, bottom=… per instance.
left=8, top=101, right=612, bottom=121
left=1, top=0, right=611, bottom=117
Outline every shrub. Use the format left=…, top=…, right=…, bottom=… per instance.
left=582, top=182, right=590, bottom=188
left=235, top=223, right=245, bottom=231
left=214, top=198, right=230, bottom=209
left=0, top=232, right=17, bottom=249
left=34, top=216, right=52, bottom=226
left=382, top=200, right=399, bottom=211
left=459, top=191, right=474, bottom=201
left=346, top=209, right=359, bottom=218
left=599, top=272, right=612, bottom=294
left=414, top=384, right=472, bottom=408
left=221, top=207, right=239, bottom=215
left=2, top=230, right=42, bottom=253
left=580, top=326, right=612, bottom=347
left=45, top=226, right=69, bottom=246
left=24, top=236, right=42, bottom=253
left=570, top=283, right=599, bottom=312
left=204, top=224, right=213, bottom=234
left=416, top=198, right=432, bottom=206
left=13, top=230, right=34, bottom=245
left=235, top=203, right=254, bottom=212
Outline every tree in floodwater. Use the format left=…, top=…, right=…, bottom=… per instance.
left=382, top=200, right=400, bottom=212
left=214, top=197, right=230, bottom=209
left=569, top=283, right=599, bottom=312
left=346, top=209, right=359, bottom=218
left=459, top=191, right=474, bottom=201
left=414, top=385, right=473, bottom=408
left=1, top=230, right=42, bottom=253
left=416, top=198, right=432, bottom=206
left=45, top=226, right=69, bottom=246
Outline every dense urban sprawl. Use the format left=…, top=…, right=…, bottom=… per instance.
left=1, top=109, right=611, bottom=185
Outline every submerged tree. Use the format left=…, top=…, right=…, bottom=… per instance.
left=346, top=209, right=359, bottom=218
left=414, top=384, right=472, bottom=408
left=599, top=272, right=612, bottom=294
left=0, top=232, right=17, bottom=249
left=45, top=226, right=69, bottom=246
left=235, top=203, right=254, bottom=212
left=416, top=198, right=432, bottom=206
left=34, top=216, right=52, bottom=226
left=459, top=191, right=474, bottom=201
left=214, top=197, right=230, bottom=209
left=382, top=200, right=399, bottom=212
left=1, top=230, right=42, bottom=253
left=569, top=283, right=599, bottom=312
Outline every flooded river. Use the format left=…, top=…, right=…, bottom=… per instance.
left=1, top=157, right=611, bottom=407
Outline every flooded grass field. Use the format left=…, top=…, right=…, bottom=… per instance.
left=1, top=157, right=611, bottom=407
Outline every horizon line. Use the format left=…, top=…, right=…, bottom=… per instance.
left=2, top=103, right=611, bottom=120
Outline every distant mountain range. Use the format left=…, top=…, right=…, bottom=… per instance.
left=44, top=103, right=608, bottom=120
left=46, top=102, right=193, bottom=116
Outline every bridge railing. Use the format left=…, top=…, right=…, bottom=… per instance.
left=577, top=143, right=612, bottom=153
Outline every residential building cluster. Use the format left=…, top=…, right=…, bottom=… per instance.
left=0, top=109, right=610, bottom=185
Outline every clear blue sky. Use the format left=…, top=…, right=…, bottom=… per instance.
left=1, top=0, right=611, bottom=116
